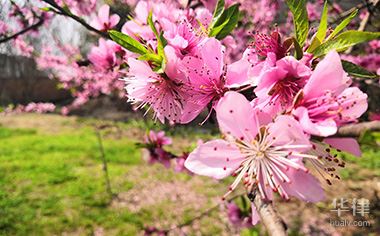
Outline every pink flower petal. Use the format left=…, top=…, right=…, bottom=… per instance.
left=304, top=51, right=350, bottom=99
left=216, top=91, right=259, bottom=141
left=185, top=139, right=245, bottom=179
left=225, top=57, right=251, bottom=88
left=109, top=15, right=120, bottom=27
left=251, top=204, right=260, bottom=225
left=293, top=107, right=337, bottom=136
left=268, top=115, right=311, bottom=150
left=98, top=5, right=110, bottom=22
left=200, top=38, right=224, bottom=78
left=282, top=165, right=325, bottom=202
left=127, top=58, right=156, bottom=78
left=324, top=137, right=362, bottom=157
left=338, top=87, right=368, bottom=121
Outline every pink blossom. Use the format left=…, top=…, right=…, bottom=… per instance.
left=90, top=5, right=120, bottom=31
left=162, top=19, right=202, bottom=57
left=24, top=102, right=56, bottom=113
left=253, top=53, right=311, bottom=113
left=0, top=20, right=8, bottom=35
left=293, top=51, right=368, bottom=136
left=251, top=30, right=288, bottom=59
left=143, top=130, right=173, bottom=168
left=227, top=202, right=253, bottom=228
left=55, top=0, right=97, bottom=16
left=13, top=36, right=34, bottom=57
left=145, top=130, right=172, bottom=146
left=180, top=38, right=251, bottom=121
left=122, top=0, right=182, bottom=42
left=88, top=38, right=124, bottom=70
left=125, top=46, right=192, bottom=123
left=185, top=91, right=324, bottom=204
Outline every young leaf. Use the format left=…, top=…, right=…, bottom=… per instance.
left=286, top=0, right=309, bottom=47
left=147, top=11, right=159, bottom=37
left=211, top=0, right=225, bottom=26
left=147, top=11, right=166, bottom=69
left=307, top=1, right=328, bottom=52
left=138, top=53, right=162, bottom=65
left=327, top=9, right=358, bottom=40
left=313, top=30, right=380, bottom=57
left=209, top=3, right=240, bottom=40
left=109, top=30, right=148, bottom=55
left=341, top=60, right=378, bottom=79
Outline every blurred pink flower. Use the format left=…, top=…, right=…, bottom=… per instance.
left=143, top=130, right=173, bottom=168
left=145, top=130, right=172, bottom=147
left=174, top=153, right=193, bottom=174
left=227, top=202, right=253, bottom=228
left=90, top=5, right=120, bottom=31
left=0, top=20, right=8, bottom=35
left=88, top=38, right=124, bottom=70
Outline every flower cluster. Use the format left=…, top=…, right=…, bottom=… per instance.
left=1, top=102, right=56, bottom=115
left=115, top=0, right=372, bottom=227
left=1, top=0, right=378, bottom=231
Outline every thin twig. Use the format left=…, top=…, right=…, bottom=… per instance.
left=345, top=0, right=379, bottom=53
left=41, top=0, right=110, bottom=39
left=0, top=18, right=44, bottom=44
left=166, top=193, right=244, bottom=232
left=337, top=121, right=380, bottom=137
left=95, top=128, right=114, bottom=199
left=330, top=2, right=368, bottom=25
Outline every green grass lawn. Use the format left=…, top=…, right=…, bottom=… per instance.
left=0, top=124, right=143, bottom=235
left=0, top=114, right=379, bottom=236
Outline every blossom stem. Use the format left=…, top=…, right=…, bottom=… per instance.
left=0, top=17, right=44, bottom=44
left=248, top=190, right=287, bottom=236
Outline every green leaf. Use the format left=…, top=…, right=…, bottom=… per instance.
left=209, top=4, right=240, bottom=40
left=307, top=1, right=328, bottom=52
left=40, top=7, right=52, bottom=12
left=293, top=37, right=303, bottom=60
left=211, top=0, right=225, bottom=27
left=313, top=30, right=380, bottom=57
left=286, top=0, right=309, bottom=47
left=138, top=53, right=162, bottom=65
left=327, top=9, right=358, bottom=40
left=341, top=60, right=378, bottom=79
left=108, top=30, right=148, bottom=55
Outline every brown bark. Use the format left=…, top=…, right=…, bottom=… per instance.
left=248, top=191, right=287, bottom=236
left=337, top=121, right=380, bottom=137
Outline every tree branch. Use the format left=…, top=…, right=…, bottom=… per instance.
left=40, top=0, right=110, bottom=39
left=337, top=121, right=380, bottom=137
left=248, top=191, right=287, bottom=236
left=0, top=18, right=44, bottom=44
